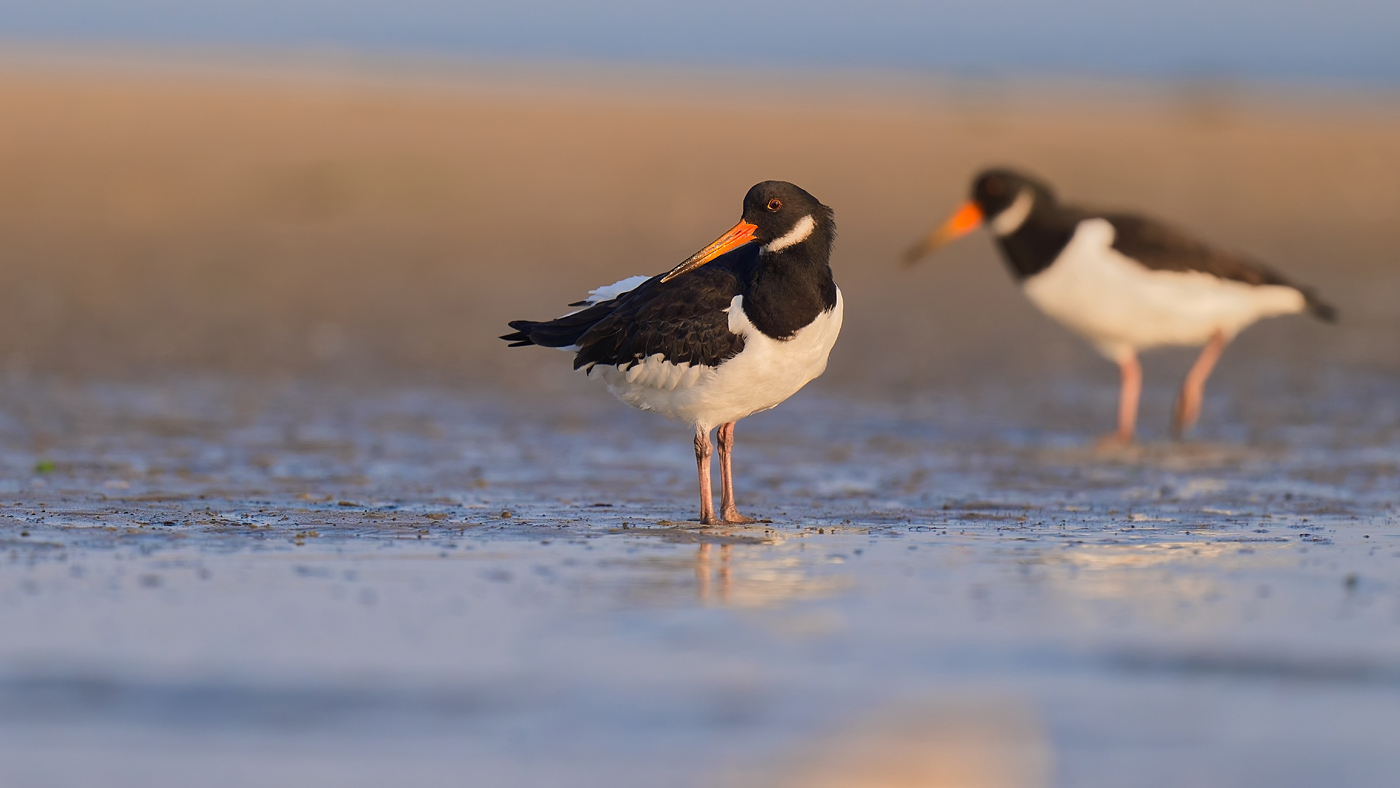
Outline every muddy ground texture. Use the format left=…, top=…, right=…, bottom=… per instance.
left=0, top=374, right=1396, bottom=788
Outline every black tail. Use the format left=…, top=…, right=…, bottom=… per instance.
left=499, top=326, right=537, bottom=347
left=500, top=301, right=614, bottom=348
left=1301, top=287, right=1338, bottom=323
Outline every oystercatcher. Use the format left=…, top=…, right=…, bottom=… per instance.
left=503, top=181, right=842, bottom=523
left=905, top=168, right=1336, bottom=444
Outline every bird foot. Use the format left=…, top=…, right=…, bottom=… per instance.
left=1094, top=432, right=1135, bottom=452
left=720, top=510, right=756, bottom=525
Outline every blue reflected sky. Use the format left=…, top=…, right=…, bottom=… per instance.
left=3, top=0, right=1399, bottom=84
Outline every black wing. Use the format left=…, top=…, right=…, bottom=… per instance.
left=1103, top=212, right=1337, bottom=322
left=502, top=266, right=746, bottom=370
left=501, top=295, right=626, bottom=349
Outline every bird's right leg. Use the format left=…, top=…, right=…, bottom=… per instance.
left=1099, top=354, right=1141, bottom=447
left=694, top=424, right=717, bottom=525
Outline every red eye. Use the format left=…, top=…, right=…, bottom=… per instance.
left=985, top=178, right=1004, bottom=196
left=767, top=198, right=782, bottom=211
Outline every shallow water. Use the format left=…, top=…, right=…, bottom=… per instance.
left=0, top=373, right=1396, bottom=788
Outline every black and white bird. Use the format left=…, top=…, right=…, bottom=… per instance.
left=502, top=181, right=842, bottom=524
left=905, top=168, right=1335, bottom=444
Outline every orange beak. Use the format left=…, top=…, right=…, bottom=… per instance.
left=661, top=219, right=759, bottom=283
left=902, top=201, right=984, bottom=266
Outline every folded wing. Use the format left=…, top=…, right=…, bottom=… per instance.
left=1104, top=212, right=1337, bottom=322
left=502, top=266, right=747, bottom=371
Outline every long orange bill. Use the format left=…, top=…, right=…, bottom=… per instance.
left=661, top=219, right=759, bottom=283
left=902, top=201, right=984, bottom=266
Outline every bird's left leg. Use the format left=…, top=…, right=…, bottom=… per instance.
left=1172, top=329, right=1229, bottom=439
left=716, top=421, right=755, bottom=524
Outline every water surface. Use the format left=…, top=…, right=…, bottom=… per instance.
left=1, top=376, right=1396, bottom=787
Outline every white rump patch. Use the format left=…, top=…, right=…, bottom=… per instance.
left=551, top=274, right=650, bottom=351
left=991, top=189, right=1034, bottom=236
left=561, top=274, right=651, bottom=318
left=761, top=215, right=816, bottom=253
left=581, top=274, right=650, bottom=305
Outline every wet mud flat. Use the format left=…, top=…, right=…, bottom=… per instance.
left=0, top=375, right=1397, bottom=788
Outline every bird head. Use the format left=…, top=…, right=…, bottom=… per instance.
left=903, top=168, right=1055, bottom=265
left=662, top=181, right=833, bottom=282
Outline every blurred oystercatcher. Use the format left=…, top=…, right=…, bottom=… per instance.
left=503, top=181, right=842, bottom=523
left=905, top=168, right=1335, bottom=444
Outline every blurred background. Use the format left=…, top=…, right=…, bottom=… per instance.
left=1, top=5, right=1399, bottom=788
left=0, top=0, right=1396, bottom=401
left=5, top=0, right=1400, bottom=82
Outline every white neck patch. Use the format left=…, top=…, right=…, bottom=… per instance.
left=761, top=214, right=816, bottom=253
left=990, top=189, right=1035, bottom=236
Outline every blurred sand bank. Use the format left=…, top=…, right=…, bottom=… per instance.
left=0, top=52, right=1395, bottom=394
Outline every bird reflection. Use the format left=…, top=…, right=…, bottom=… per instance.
left=663, top=538, right=852, bottom=609
left=695, top=542, right=734, bottom=604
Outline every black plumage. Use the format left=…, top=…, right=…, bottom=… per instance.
left=738, top=208, right=838, bottom=339
left=502, top=249, right=753, bottom=370
left=502, top=180, right=837, bottom=372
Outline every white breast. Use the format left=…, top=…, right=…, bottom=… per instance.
left=1021, top=219, right=1306, bottom=361
left=590, top=289, right=844, bottom=430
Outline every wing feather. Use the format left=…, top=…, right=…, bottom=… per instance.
left=1104, top=212, right=1336, bottom=322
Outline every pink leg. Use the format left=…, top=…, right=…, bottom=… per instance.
left=696, top=543, right=712, bottom=600
left=718, top=543, right=733, bottom=603
left=694, top=425, right=717, bottom=525
left=1099, top=354, right=1142, bottom=447
left=717, top=422, right=754, bottom=524
left=1172, top=330, right=1229, bottom=439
